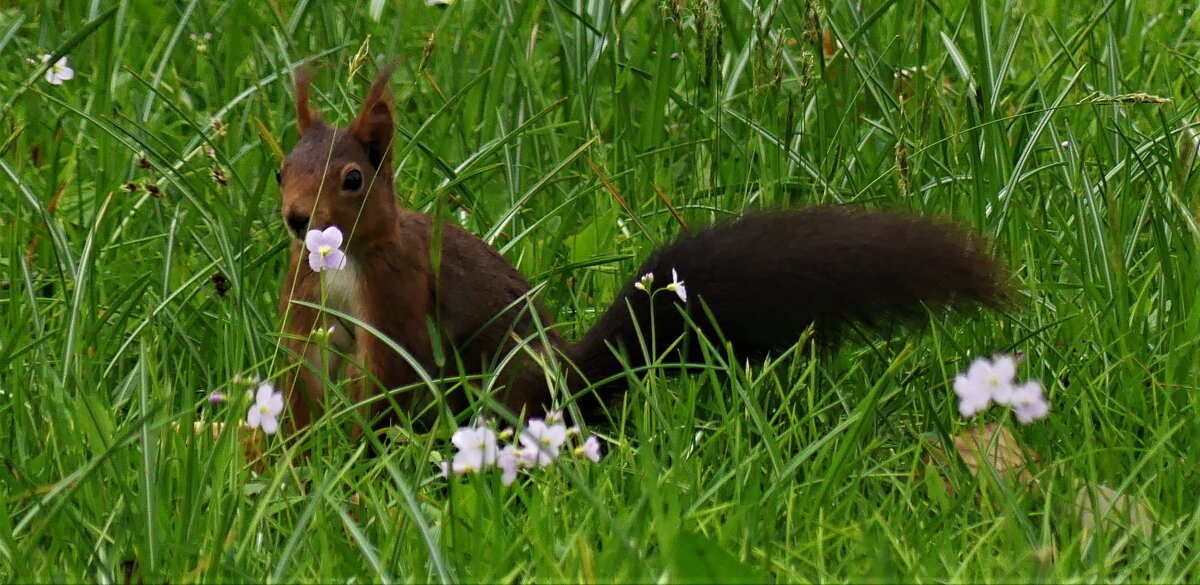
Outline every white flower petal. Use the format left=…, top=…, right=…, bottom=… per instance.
left=992, top=355, right=1017, bottom=384
left=266, top=392, right=285, bottom=416
left=582, top=435, right=602, bottom=463
left=1024, top=401, right=1047, bottom=420
left=1011, top=380, right=1043, bottom=404
left=497, top=445, right=519, bottom=484
left=452, top=450, right=484, bottom=473
left=308, top=251, right=323, bottom=272
left=304, top=229, right=324, bottom=253
left=323, top=226, right=343, bottom=249
left=952, top=374, right=972, bottom=398
left=260, top=415, right=279, bottom=435
left=500, top=464, right=517, bottom=485
left=964, top=357, right=992, bottom=381
left=521, top=420, right=547, bottom=442
left=957, top=394, right=989, bottom=418
left=1008, top=381, right=1049, bottom=424
left=55, top=60, right=74, bottom=80
left=667, top=268, right=687, bottom=302
left=547, top=424, right=568, bottom=447
left=517, top=443, right=541, bottom=467
left=991, top=383, right=1016, bottom=405
left=518, top=422, right=559, bottom=467
left=452, top=427, right=479, bottom=450
left=325, top=249, right=348, bottom=271
left=256, top=382, right=275, bottom=405
left=246, top=406, right=262, bottom=428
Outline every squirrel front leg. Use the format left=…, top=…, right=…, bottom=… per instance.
left=278, top=246, right=327, bottom=432
left=281, top=319, right=332, bottom=432
left=279, top=245, right=357, bottom=432
left=351, top=267, right=440, bottom=428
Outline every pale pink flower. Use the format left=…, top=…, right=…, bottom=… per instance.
left=497, top=445, right=520, bottom=485
left=665, top=268, right=687, bottom=302
left=953, top=355, right=1017, bottom=418
left=450, top=425, right=499, bottom=473
left=246, top=382, right=284, bottom=435
left=305, top=226, right=348, bottom=272
left=40, top=54, right=74, bottom=85
left=438, top=460, right=475, bottom=477
left=579, top=435, right=602, bottom=463
left=1011, top=381, right=1050, bottom=424
left=519, top=419, right=568, bottom=467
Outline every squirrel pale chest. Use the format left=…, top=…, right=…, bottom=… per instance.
left=319, top=259, right=361, bottom=350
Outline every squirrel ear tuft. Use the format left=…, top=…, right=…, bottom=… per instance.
left=350, top=64, right=397, bottom=169
left=295, top=65, right=323, bottom=135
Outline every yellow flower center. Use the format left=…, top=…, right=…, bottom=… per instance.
left=258, top=405, right=272, bottom=416
left=319, top=244, right=331, bottom=257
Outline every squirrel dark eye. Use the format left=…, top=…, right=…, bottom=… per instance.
left=275, top=168, right=281, bottom=185
left=343, top=169, right=363, bottom=191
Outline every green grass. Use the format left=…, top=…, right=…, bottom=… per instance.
left=2, top=0, right=1198, bottom=581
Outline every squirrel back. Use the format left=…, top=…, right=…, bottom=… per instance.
left=276, top=67, right=1010, bottom=428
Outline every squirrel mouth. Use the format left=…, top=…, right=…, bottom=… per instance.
left=285, top=212, right=310, bottom=240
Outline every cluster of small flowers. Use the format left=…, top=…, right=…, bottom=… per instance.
left=189, top=32, right=212, bottom=53
left=633, top=268, right=687, bottom=303
left=208, top=377, right=285, bottom=435
left=443, top=412, right=602, bottom=486
left=953, top=354, right=1049, bottom=424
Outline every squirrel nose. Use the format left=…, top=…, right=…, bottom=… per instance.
left=285, top=212, right=310, bottom=239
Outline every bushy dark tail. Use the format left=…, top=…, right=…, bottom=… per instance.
left=562, top=208, right=1009, bottom=400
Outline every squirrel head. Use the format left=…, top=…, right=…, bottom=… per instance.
left=278, top=65, right=398, bottom=253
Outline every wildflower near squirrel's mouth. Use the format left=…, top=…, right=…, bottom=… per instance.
left=304, top=226, right=348, bottom=272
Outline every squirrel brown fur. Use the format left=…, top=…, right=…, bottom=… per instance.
left=277, top=67, right=1009, bottom=431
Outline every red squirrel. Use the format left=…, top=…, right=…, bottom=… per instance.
left=277, top=67, right=1009, bottom=430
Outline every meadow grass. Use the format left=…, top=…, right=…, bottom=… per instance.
left=2, top=0, right=1198, bottom=581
